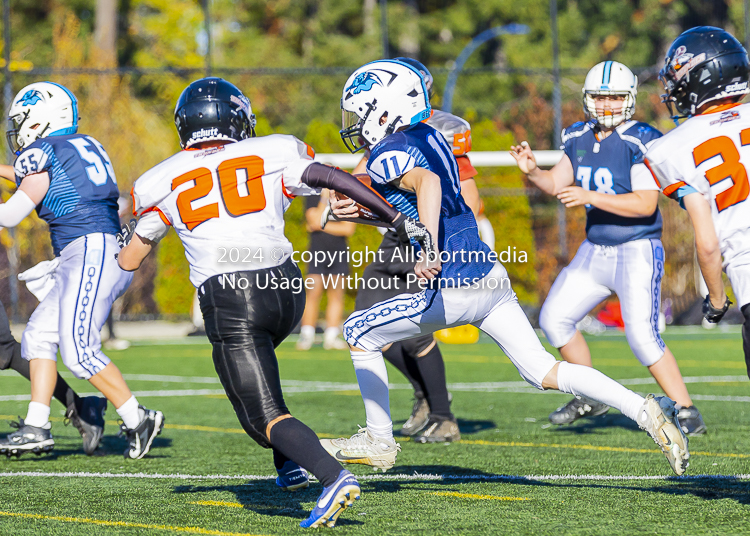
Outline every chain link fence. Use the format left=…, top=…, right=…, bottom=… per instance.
left=0, top=66, right=703, bottom=325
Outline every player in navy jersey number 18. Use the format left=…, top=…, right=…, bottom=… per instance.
left=510, top=61, right=705, bottom=435
left=321, top=59, right=690, bottom=476
left=0, top=82, right=164, bottom=459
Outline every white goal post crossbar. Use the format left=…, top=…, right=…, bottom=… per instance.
left=314, top=151, right=564, bottom=169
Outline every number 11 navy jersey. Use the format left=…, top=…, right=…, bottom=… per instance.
left=366, top=122, right=494, bottom=285
left=562, top=120, right=663, bottom=246
left=13, top=133, right=121, bottom=255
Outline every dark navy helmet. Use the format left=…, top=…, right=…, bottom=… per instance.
left=174, top=77, right=256, bottom=148
left=659, top=26, right=750, bottom=119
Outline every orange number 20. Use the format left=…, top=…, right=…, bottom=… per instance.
left=172, top=156, right=266, bottom=230
left=692, top=129, right=750, bottom=212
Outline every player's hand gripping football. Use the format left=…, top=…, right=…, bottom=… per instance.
left=392, top=213, right=441, bottom=280
left=329, top=191, right=360, bottom=218
left=702, top=294, right=732, bottom=323
left=509, top=141, right=538, bottom=174
left=117, top=219, right=137, bottom=249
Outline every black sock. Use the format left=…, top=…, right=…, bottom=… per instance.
left=9, top=346, right=81, bottom=411
left=272, top=448, right=291, bottom=471
left=383, top=342, right=425, bottom=399
left=269, top=417, right=342, bottom=487
left=414, top=343, right=453, bottom=420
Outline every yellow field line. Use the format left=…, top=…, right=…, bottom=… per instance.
left=191, top=501, right=283, bottom=510
left=461, top=439, right=750, bottom=458
left=2, top=414, right=743, bottom=459
left=0, top=511, right=265, bottom=535
left=191, top=501, right=244, bottom=508
left=431, top=491, right=530, bottom=501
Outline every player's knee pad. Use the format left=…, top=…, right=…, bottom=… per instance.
left=400, top=334, right=435, bottom=358
left=624, top=322, right=665, bottom=367
left=538, top=300, right=576, bottom=349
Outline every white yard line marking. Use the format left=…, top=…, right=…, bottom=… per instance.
left=1, top=376, right=746, bottom=402
left=0, top=470, right=748, bottom=482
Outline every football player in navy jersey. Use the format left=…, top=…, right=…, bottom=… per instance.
left=0, top=82, right=163, bottom=459
left=321, top=60, right=690, bottom=476
left=510, top=61, right=705, bottom=435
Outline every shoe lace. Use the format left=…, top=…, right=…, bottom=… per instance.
left=338, top=426, right=370, bottom=450
left=8, top=419, right=22, bottom=431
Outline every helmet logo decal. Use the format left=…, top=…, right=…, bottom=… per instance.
left=190, top=127, right=219, bottom=141
left=230, top=94, right=250, bottom=115
left=675, top=53, right=706, bottom=80
left=16, top=90, right=43, bottom=106
left=345, top=72, right=383, bottom=95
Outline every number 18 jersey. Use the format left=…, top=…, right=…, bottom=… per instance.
left=562, top=120, right=662, bottom=246
left=645, top=103, right=750, bottom=265
left=131, top=134, right=318, bottom=287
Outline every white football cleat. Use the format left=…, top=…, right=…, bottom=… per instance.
left=320, top=427, right=401, bottom=472
left=638, top=394, right=690, bottom=476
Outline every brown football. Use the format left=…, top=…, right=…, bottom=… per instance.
left=335, top=173, right=382, bottom=221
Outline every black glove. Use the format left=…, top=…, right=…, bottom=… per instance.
left=392, top=213, right=436, bottom=261
left=702, top=294, right=732, bottom=323
left=116, top=218, right=137, bottom=249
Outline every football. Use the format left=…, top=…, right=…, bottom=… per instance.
left=335, top=173, right=382, bottom=222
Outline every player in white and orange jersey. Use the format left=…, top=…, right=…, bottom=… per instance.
left=645, top=26, right=750, bottom=378
left=117, top=77, right=430, bottom=529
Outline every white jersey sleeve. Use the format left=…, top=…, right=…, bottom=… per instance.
left=130, top=134, right=320, bottom=287
left=645, top=103, right=750, bottom=264
left=134, top=209, right=170, bottom=243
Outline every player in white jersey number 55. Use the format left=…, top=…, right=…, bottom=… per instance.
left=117, top=77, right=430, bottom=529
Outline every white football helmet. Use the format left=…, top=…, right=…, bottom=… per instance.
left=582, top=61, right=637, bottom=128
left=7, top=81, right=79, bottom=154
left=340, top=60, right=431, bottom=152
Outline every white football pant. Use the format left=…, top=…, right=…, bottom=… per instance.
left=539, top=238, right=666, bottom=366
left=22, top=233, right=133, bottom=379
left=344, top=262, right=558, bottom=389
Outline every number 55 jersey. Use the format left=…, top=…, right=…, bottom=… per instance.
left=562, top=119, right=662, bottom=245
left=646, top=103, right=750, bottom=267
left=13, top=133, right=121, bottom=256
left=131, top=135, right=318, bottom=287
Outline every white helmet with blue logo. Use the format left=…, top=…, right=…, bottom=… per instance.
left=7, top=81, right=79, bottom=154
left=340, top=59, right=431, bottom=153
left=582, top=61, right=637, bottom=128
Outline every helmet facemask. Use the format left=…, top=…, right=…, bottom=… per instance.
left=583, top=91, right=635, bottom=128
left=340, top=103, right=373, bottom=153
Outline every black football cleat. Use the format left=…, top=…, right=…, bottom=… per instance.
left=413, top=416, right=461, bottom=443
left=549, top=396, right=610, bottom=425
left=0, top=418, right=54, bottom=457
left=119, top=406, right=164, bottom=460
left=676, top=405, right=707, bottom=436
left=66, top=396, right=107, bottom=455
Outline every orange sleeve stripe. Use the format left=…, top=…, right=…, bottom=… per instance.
left=643, top=158, right=662, bottom=189
left=130, top=186, right=137, bottom=217
left=281, top=177, right=295, bottom=199
left=142, top=206, right=172, bottom=226
left=662, top=181, right=687, bottom=197
left=306, top=144, right=315, bottom=159
left=456, top=155, right=478, bottom=181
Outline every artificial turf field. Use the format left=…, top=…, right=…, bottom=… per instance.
left=0, top=329, right=748, bottom=535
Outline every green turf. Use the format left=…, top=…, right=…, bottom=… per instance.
left=0, top=330, right=749, bottom=535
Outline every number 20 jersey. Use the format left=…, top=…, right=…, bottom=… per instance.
left=645, top=103, right=750, bottom=265
left=131, top=134, right=317, bottom=287
left=13, top=133, right=121, bottom=256
left=561, top=120, right=662, bottom=246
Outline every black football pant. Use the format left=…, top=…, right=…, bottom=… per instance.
left=0, top=298, right=80, bottom=411
left=355, top=232, right=454, bottom=420
left=742, top=304, right=750, bottom=379
left=199, top=260, right=342, bottom=486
